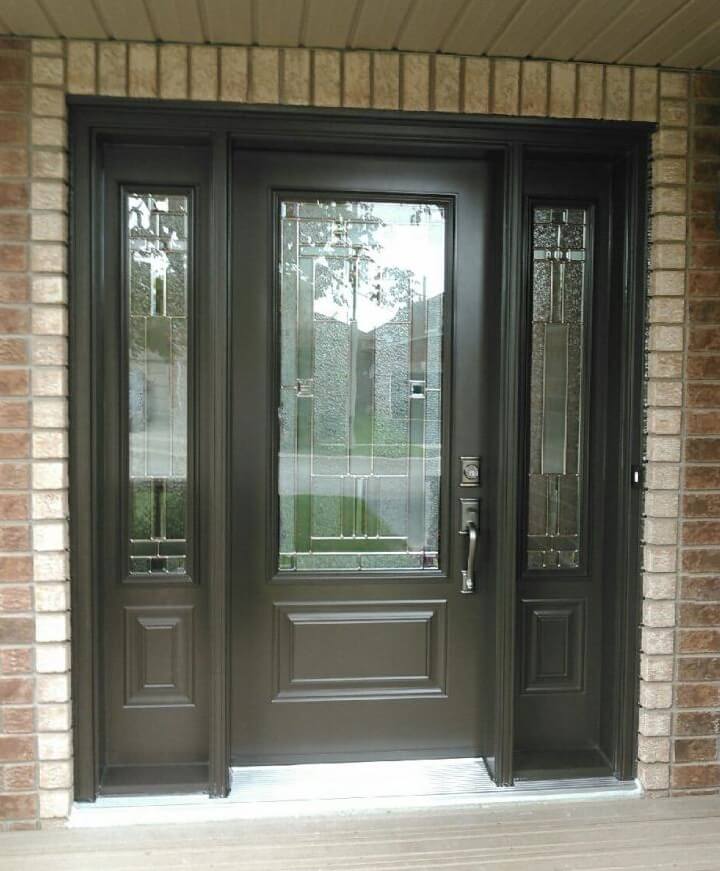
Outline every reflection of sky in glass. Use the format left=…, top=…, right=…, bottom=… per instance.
left=311, top=202, right=446, bottom=333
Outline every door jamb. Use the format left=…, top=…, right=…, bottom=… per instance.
left=70, top=100, right=650, bottom=799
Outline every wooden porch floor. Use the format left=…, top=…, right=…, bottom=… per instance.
left=2, top=796, right=720, bottom=870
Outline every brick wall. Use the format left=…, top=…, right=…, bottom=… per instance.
left=0, top=34, right=716, bottom=827
left=675, top=75, right=720, bottom=793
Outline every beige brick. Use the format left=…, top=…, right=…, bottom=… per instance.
left=282, top=48, right=310, bottom=106
left=37, top=703, right=70, bottom=733
left=647, top=379, right=683, bottom=406
left=648, top=298, right=684, bottom=325
left=34, top=552, right=68, bottom=581
left=638, top=762, right=670, bottom=791
left=641, top=655, right=674, bottom=682
left=35, top=643, right=69, bottom=674
left=643, top=572, right=677, bottom=600
left=639, top=736, right=670, bottom=763
left=32, top=368, right=66, bottom=397
left=653, top=128, right=688, bottom=157
left=35, top=613, right=68, bottom=644
left=660, top=71, right=688, bottom=99
left=33, top=39, right=62, bottom=56
left=463, top=57, right=489, bottom=114
left=32, top=431, right=67, bottom=459
left=650, top=270, right=685, bottom=296
left=645, top=463, right=680, bottom=491
left=33, top=56, right=63, bottom=87
left=190, top=46, right=217, bottom=101
left=39, top=787, right=71, bottom=819
left=248, top=47, right=280, bottom=104
left=31, top=180, right=66, bottom=211
left=32, top=306, right=67, bottom=336
left=660, top=99, right=688, bottom=127
left=652, top=186, right=687, bottom=215
left=32, top=276, right=66, bottom=305
left=640, top=682, right=673, bottom=709
left=633, top=67, right=658, bottom=122
left=38, top=732, right=71, bottom=761
left=402, top=54, right=430, bottom=111
left=644, top=517, right=678, bottom=546
left=37, top=673, right=70, bottom=704
left=604, top=66, right=630, bottom=120
left=652, top=158, right=686, bottom=186
left=128, top=43, right=157, bottom=98
left=67, top=42, right=95, bottom=95
left=644, top=545, right=677, bottom=573
left=648, top=324, right=683, bottom=352
left=520, top=61, right=547, bottom=117
left=576, top=63, right=603, bottom=119
left=642, top=627, right=675, bottom=656
left=31, top=213, right=66, bottom=243
left=33, top=151, right=67, bottom=181
left=645, top=491, right=679, bottom=517
left=98, top=42, right=127, bottom=97
left=34, top=583, right=68, bottom=613
left=343, top=51, right=370, bottom=108
left=159, top=45, right=188, bottom=100
left=32, top=86, right=64, bottom=119
left=433, top=55, right=460, bottom=113
left=32, top=399, right=67, bottom=429
left=32, top=242, right=67, bottom=273
left=31, top=460, right=66, bottom=490
left=651, top=243, right=686, bottom=271
left=549, top=62, right=575, bottom=118
left=32, top=490, right=67, bottom=519
left=643, top=599, right=676, bottom=627
left=220, top=46, right=247, bottom=103
left=492, top=59, right=520, bottom=115
left=647, top=408, right=681, bottom=435
left=639, top=707, right=672, bottom=736
left=33, top=336, right=67, bottom=366
left=34, top=521, right=66, bottom=551
left=652, top=214, right=686, bottom=242
left=312, top=49, right=339, bottom=107
left=372, top=53, right=399, bottom=110
left=32, top=118, right=65, bottom=148
left=39, top=760, right=72, bottom=789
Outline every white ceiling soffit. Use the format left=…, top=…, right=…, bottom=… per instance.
left=0, top=0, right=719, bottom=70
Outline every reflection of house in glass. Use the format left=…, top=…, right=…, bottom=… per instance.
left=278, top=199, right=446, bottom=571
left=126, top=193, right=189, bottom=575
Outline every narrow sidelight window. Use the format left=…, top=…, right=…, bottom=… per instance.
left=527, top=206, right=591, bottom=570
left=278, top=199, right=447, bottom=572
left=126, top=192, right=191, bottom=575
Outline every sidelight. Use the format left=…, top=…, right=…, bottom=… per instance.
left=126, top=192, right=190, bottom=575
left=527, top=206, right=590, bottom=570
left=278, top=198, right=446, bottom=572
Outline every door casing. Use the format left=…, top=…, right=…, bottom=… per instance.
left=69, top=100, right=650, bottom=799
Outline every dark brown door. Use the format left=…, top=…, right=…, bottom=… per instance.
left=230, top=150, right=501, bottom=764
left=99, top=144, right=212, bottom=792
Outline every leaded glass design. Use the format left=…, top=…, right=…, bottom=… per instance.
left=127, top=192, right=189, bottom=575
left=278, top=199, right=446, bottom=572
left=527, top=206, right=589, bottom=570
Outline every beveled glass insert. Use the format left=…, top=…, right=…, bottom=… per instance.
left=527, top=206, right=589, bottom=570
left=127, top=192, right=189, bottom=575
left=278, top=199, right=446, bottom=572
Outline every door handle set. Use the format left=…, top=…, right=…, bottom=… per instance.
left=458, top=498, right=480, bottom=594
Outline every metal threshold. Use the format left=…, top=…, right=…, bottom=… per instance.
left=69, top=758, right=641, bottom=828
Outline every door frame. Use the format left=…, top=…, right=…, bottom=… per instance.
left=69, top=99, right=650, bottom=799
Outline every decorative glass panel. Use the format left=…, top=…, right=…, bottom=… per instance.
left=278, top=199, right=446, bottom=572
left=527, top=206, right=589, bottom=570
left=127, top=192, right=189, bottom=575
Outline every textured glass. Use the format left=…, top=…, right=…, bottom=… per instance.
left=527, top=206, right=589, bottom=570
left=127, top=192, right=189, bottom=575
left=279, top=199, right=446, bottom=572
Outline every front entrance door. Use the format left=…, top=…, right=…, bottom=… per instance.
left=230, top=151, right=501, bottom=764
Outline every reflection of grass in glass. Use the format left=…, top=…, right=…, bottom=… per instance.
left=296, top=493, right=401, bottom=541
left=129, top=478, right=186, bottom=542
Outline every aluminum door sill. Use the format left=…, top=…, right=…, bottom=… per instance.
left=69, top=758, right=642, bottom=828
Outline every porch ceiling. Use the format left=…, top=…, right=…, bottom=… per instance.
left=0, top=0, right=719, bottom=70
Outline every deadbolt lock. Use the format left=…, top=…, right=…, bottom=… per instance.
left=460, top=456, right=481, bottom=487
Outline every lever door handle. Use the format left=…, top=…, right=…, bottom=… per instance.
left=460, top=520, right=478, bottom=594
